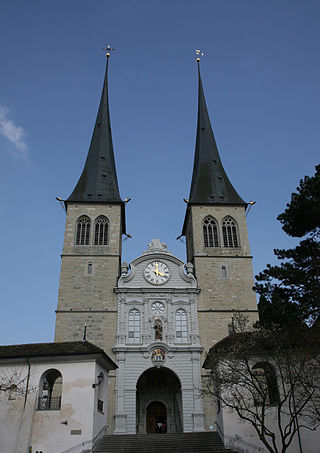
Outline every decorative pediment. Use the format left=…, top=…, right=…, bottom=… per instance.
left=117, top=240, right=198, bottom=290
left=142, top=239, right=171, bottom=255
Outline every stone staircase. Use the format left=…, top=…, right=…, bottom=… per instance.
left=93, top=432, right=238, bottom=453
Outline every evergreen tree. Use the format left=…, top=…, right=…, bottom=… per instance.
left=255, top=165, right=320, bottom=326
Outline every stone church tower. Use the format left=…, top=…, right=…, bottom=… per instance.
left=54, top=54, right=126, bottom=358
left=182, top=61, right=258, bottom=355
left=54, top=56, right=258, bottom=434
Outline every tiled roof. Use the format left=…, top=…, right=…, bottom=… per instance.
left=0, top=340, right=116, bottom=366
left=203, top=327, right=320, bottom=368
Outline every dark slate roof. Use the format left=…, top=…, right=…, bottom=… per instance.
left=203, top=327, right=320, bottom=369
left=0, top=341, right=117, bottom=368
left=188, top=62, right=246, bottom=206
left=67, top=57, right=122, bottom=205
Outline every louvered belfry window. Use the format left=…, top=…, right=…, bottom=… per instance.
left=203, top=217, right=219, bottom=247
left=94, top=216, right=108, bottom=245
left=76, top=216, right=91, bottom=245
left=222, top=216, right=239, bottom=248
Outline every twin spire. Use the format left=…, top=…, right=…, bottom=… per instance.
left=67, top=55, right=245, bottom=214
left=67, top=55, right=122, bottom=204
left=188, top=61, right=245, bottom=206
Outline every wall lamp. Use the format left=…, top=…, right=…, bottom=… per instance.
left=92, top=372, right=104, bottom=388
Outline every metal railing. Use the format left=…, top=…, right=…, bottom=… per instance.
left=224, top=434, right=265, bottom=452
left=61, top=425, right=107, bottom=453
left=215, top=421, right=264, bottom=452
left=37, top=396, right=61, bottom=410
left=215, top=421, right=224, bottom=441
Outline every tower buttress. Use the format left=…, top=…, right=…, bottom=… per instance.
left=182, top=61, right=258, bottom=350
left=55, top=55, right=125, bottom=359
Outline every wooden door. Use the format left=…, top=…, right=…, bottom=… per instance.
left=146, top=401, right=166, bottom=433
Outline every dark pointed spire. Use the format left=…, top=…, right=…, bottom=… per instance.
left=188, top=61, right=246, bottom=206
left=67, top=55, right=122, bottom=204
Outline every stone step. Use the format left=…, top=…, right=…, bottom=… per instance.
left=94, top=432, right=237, bottom=453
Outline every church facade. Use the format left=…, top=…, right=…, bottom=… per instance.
left=54, top=54, right=258, bottom=435
left=114, top=239, right=203, bottom=434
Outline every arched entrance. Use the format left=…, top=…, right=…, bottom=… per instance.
left=136, top=367, right=182, bottom=434
left=146, top=401, right=167, bottom=433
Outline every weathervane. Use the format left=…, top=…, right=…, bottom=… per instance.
left=103, top=44, right=115, bottom=58
left=195, top=49, right=204, bottom=62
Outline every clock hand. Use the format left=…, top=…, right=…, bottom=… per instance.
left=153, top=269, right=165, bottom=277
left=153, top=262, right=160, bottom=276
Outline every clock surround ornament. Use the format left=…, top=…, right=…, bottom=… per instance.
left=144, top=261, right=170, bottom=285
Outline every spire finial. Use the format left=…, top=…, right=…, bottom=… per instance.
left=103, top=44, right=115, bottom=58
left=195, top=49, right=204, bottom=62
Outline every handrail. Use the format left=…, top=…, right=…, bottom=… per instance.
left=215, top=421, right=224, bottom=441
left=224, top=433, right=264, bottom=452
left=92, top=425, right=108, bottom=448
left=61, top=425, right=107, bottom=453
left=61, top=440, right=92, bottom=453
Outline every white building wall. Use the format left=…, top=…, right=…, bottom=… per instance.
left=0, top=357, right=111, bottom=453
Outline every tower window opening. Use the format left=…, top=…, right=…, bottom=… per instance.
left=203, top=217, right=219, bottom=247
left=88, top=262, right=93, bottom=275
left=76, top=216, right=91, bottom=245
left=222, top=216, right=239, bottom=248
left=94, top=216, right=108, bottom=245
left=128, top=309, right=140, bottom=344
left=175, top=309, right=188, bottom=343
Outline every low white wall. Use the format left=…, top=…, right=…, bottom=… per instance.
left=0, top=357, right=109, bottom=453
left=222, top=405, right=320, bottom=453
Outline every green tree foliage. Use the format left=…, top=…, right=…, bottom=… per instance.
left=255, top=165, right=320, bottom=326
left=277, top=164, right=320, bottom=237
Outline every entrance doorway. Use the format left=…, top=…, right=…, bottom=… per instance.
left=146, top=401, right=167, bottom=433
left=136, top=367, right=182, bottom=434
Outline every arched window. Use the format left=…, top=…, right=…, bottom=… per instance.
left=128, top=309, right=140, bottom=344
left=222, top=216, right=239, bottom=248
left=38, top=369, right=62, bottom=410
left=96, top=371, right=105, bottom=413
left=75, top=216, right=91, bottom=245
left=94, top=215, right=109, bottom=245
left=175, top=309, right=188, bottom=343
left=203, top=217, right=219, bottom=247
left=252, top=362, right=279, bottom=406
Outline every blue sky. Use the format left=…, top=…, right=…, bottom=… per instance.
left=0, top=0, right=319, bottom=345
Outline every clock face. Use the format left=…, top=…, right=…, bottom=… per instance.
left=144, top=261, right=170, bottom=285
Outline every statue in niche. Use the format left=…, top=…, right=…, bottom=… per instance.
left=153, top=319, right=163, bottom=341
